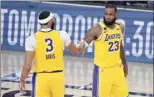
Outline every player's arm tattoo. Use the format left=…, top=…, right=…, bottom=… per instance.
left=83, top=25, right=102, bottom=44
left=20, top=51, right=34, bottom=81
left=76, top=25, right=102, bottom=55
left=77, top=25, right=102, bottom=49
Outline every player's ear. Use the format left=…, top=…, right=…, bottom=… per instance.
left=48, top=19, right=52, bottom=26
left=50, top=19, right=55, bottom=29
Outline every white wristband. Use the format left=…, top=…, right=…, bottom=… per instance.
left=76, top=39, right=89, bottom=48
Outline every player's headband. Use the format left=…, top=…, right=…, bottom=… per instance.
left=38, top=11, right=54, bottom=24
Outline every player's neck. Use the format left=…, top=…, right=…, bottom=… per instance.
left=106, top=24, right=115, bottom=29
left=41, top=25, right=50, bottom=29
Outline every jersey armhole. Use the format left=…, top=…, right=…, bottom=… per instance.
left=96, top=34, right=103, bottom=40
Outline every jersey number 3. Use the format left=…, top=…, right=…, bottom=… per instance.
left=45, top=38, right=53, bottom=52
left=108, top=41, right=119, bottom=52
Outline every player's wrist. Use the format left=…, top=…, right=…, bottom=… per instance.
left=20, top=79, right=25, bottom=82
left=20, top=77, right=25, bottom=82
left=76, top=40, right=85, bottom=48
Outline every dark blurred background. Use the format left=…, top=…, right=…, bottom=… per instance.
left=52, top=1, right=154, bottom=10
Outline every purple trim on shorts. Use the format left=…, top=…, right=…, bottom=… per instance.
left=32, top=73, right=36, bottom=97
left=92, top=65, right=99, bottom=97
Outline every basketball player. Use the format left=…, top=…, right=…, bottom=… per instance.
left=19, top=11, right=79, bottom=97
left=77, top=4, right=129, bottom=97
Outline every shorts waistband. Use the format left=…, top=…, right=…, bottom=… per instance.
left=35, top=70, right=63, bottom=73
left=94, top=64, right=122, bottom=69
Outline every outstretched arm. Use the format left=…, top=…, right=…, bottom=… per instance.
left=66, top=42, right=79, bottom=56
left=76, top=25, right=102, bottom=55
left=59, top=30, right=79, bottom=56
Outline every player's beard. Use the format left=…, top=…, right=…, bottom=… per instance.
left=51, top=22, right=55, bottom=29
left=103, top=16, right=116, bottom=26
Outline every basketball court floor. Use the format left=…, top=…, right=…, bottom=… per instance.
left=1, top=50, right=153, bottom=97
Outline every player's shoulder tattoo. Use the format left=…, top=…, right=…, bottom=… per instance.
left=90, top=24, right=102, bottom=40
